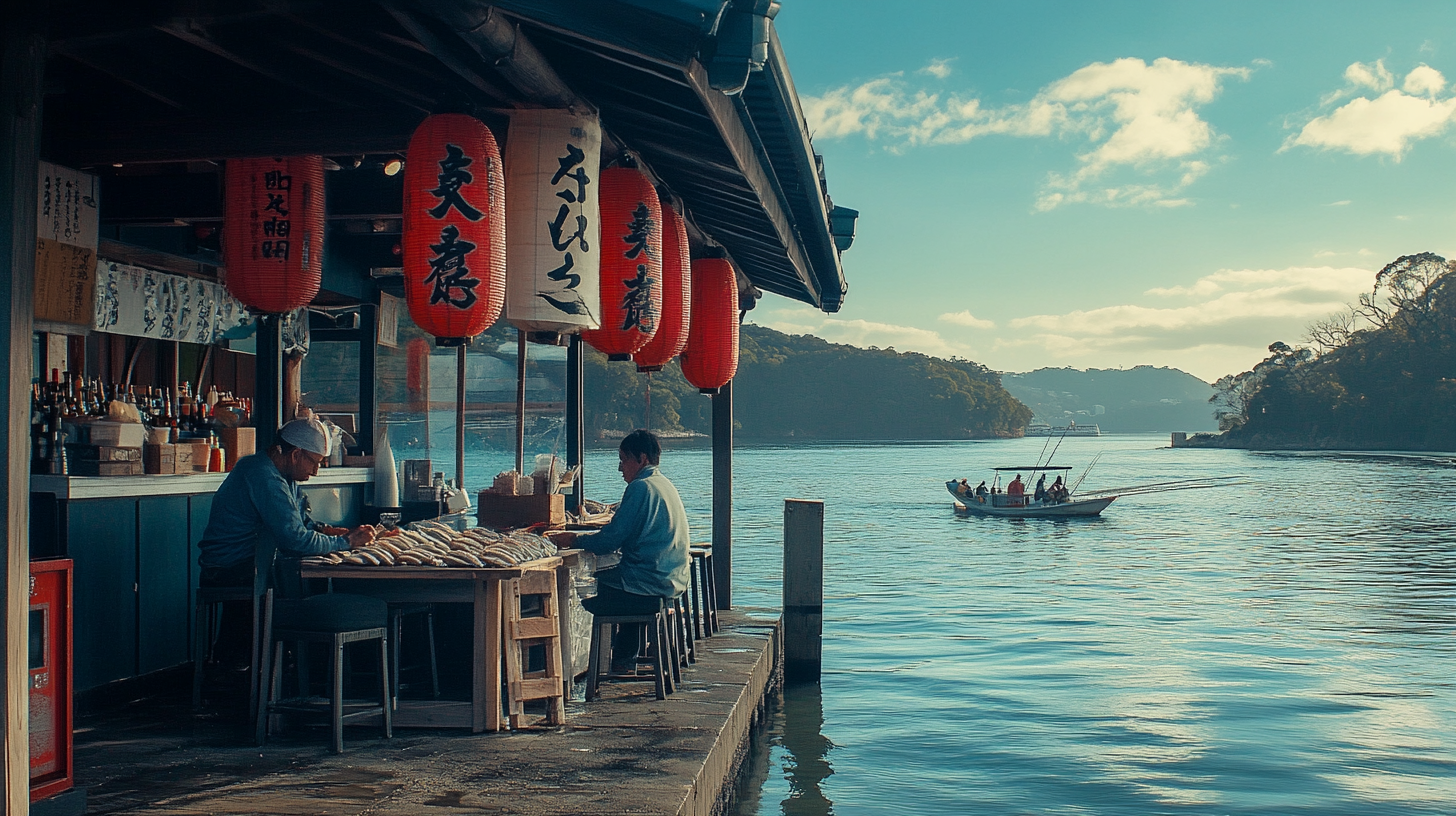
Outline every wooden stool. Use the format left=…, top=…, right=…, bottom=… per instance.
left=191, top=584, right=256, bottom=709
left=689, top=546, right=719, bottom=636
left=503, top=571, right=566, bottom=729
left=388, top=603, right=440, bottom=708
left=585, top=599, right=671, bottom=701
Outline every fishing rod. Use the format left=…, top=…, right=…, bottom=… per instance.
left=1080, top=476, right=1247, bottom=498
left=1031, top=428, right=1055, bottom=472
left=1081, top=475, right=1244, bottom=495
left=1069, top=450, right=1103, bottom=495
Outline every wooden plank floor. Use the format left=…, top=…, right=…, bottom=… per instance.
left=73, top=612, right=781, bottom=816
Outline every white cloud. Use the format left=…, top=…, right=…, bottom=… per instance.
left=1327, top=199, right=1352, bottom=206
left=1345, top=60, right=1394, bottom=92
left=938, top=310, right=996, bottom=329
left=803, top=57, right=1250, bottom=209
left=919, top=58, right=955, bottom=79
left=1288, top=63, right=1456, bottom=158
left=1004, top=266, right=1373, bottom=377
left=750, top=310, right=967, bottom=358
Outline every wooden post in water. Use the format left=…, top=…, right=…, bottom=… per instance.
left=783, top=499, right=824, bottom=682
left=711, top=380, right=733, bottom=609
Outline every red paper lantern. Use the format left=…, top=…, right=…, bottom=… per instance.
left=223, top=156, right=325, bottom=313
left=679, top=257, right=739, bottom=394
left=583, top=167, right=662, bottom=360
left=403, top=113, right=505, bottom=342
left=633, top=204, right=691, bottom=372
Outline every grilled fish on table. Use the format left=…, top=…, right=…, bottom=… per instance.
left=301, top=520, right=559, bottom=568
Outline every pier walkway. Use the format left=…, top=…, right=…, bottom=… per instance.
left=71, top=612, right=780, bottom=816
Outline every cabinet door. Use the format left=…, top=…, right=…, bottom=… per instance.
left=67, top=499, right=138, bottom=691
left=138, top=496, right=191, bottom=673
left=188, top=494, right=214, bottom=660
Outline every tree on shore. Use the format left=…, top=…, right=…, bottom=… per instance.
left=1208, top=253, right=1456, bottom=450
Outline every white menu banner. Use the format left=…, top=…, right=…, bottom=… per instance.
left=93, top=260, right=252, bottom=344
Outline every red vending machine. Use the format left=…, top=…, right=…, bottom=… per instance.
left=29, top=558, right=73, bottom=802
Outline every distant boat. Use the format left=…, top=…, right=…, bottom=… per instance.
left=946, top=467, right=1116, bottom=518
left=1024, top=420, right=1100, bottom=437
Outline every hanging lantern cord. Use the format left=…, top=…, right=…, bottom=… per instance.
left=644, top=371, right=652, bottom=431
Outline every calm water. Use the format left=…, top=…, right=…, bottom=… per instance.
left=444, top=433, right=1456, bottom=815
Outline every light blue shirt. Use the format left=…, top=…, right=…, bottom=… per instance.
left=578, top=464, right=690, bottom=598
left=197, top=453, right=349, bottom=569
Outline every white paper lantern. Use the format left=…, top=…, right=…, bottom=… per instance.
left=504, top=109, right=602, bottom=335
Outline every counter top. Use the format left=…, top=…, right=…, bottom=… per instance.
left=31, top=467, right=374, bottom=500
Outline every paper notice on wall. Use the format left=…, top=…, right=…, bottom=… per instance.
left=378, top=292, right=401, bottom=348
left=93, top=260, right=252, bottom=344
left=35, top=162, right=100, bottom=325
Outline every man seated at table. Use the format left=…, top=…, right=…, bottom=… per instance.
left=575, top=429, right=691, bottom=674
left=196, top=418, right=376, bottom=667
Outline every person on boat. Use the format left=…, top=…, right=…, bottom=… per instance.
left=1050, top=476, right=1068, bottom=503
left=1034, top=474, right=1047, bottom=502
left=1007, top=475, right=1025, bottom=504
left=975, top=481, right=988, bottom=497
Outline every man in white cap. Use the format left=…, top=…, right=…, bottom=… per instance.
left=196, top=419, right=376, bottom=666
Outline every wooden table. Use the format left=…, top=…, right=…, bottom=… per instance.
left=301, top=555, right=564, bottom=733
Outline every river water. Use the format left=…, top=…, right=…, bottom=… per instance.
left=444, top=433, right=1456, bottom=815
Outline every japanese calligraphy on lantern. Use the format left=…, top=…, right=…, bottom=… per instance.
left=222, top=156, right=325, bottom=314
left=505, top=109, right=602, bottom=334
left=35, top=162, right=100, bottom=325
left=93, top=260, right=251, bottom=343
left=403, top=113, right=504, bottom=339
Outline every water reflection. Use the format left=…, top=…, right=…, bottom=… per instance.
left=730, top=682, right=836, bottom=816
left=781, top=682, right=835, bottom=816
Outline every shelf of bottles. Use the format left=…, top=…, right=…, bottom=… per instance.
left=31, top=368, right=252, bottom=476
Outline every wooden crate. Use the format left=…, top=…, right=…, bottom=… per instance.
left=477, top=493, right=564, bottom=529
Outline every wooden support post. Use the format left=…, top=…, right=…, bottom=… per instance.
left=358, top=299, right=377, bottom=454
left=0, top=12, right=43, bottom=809
left=514, top=331, right=526, bottom=474
left=565, top=334, right=583, bottom=512
left=783, top=499, right=824, bottom=682
left=455, top=344, right=465, bottom=490
left=255, top=315, right=282, bottom=451
left=711, top=380, right=733, bottom=609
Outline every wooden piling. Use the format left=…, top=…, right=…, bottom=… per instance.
left=783, top=499, right=823, bottom=682
left=711, top=381, right=732, bottom=609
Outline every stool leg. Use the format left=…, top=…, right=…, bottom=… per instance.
left=586, top=621, right=604, bottom=702
left=650, top=616, right=667, bottom=700
left=191, top=599, right=208, bottom=708
left=666, top=609, right=682, bottom=687
left=332, top=638, right=345, bottom=754
left=689, top=564, right=704, bottom=640
left=379, top=634, right=393, bottom=740
left=425, top=610, right=441, bottom=699
left=390, top=612, right=402, bottom=709
left=704, top=554, right=720, bottom=633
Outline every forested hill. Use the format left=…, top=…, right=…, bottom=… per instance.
left=584, top=324, right=1032, bottom=440
left=1198, top=253, right=1456, bottom=451
left=1002, top=366, right=1218, bottom=432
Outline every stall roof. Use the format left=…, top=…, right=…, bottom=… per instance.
left=41, top=0, right=849, bottom=312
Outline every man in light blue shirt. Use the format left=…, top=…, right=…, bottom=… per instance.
left=577, top=429, right=690, bottom=672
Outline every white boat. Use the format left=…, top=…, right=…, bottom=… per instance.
left=1024, top=420, right=1101, bottom=437
left=946, top=466, right=1116, bottom=518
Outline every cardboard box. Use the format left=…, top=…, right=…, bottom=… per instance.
left=87, top=421, right=145, bottom=448
left=219, top=427, right=255, bottom=471
left=65, top=445, right=141, bottom=462
left=183, top=441, right=212, bottom=473
left=477, top=492, right=564, bottom=529
left=174, top=445, right=195, bottom=473
left=71, top=460, right=142, bottom=477
left=143, top=444, right=176, bottom=475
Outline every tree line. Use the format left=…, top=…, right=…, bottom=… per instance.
left=584, top=324, right=1033, bottom=440
left=1204, top=253, right=1456, bottom=450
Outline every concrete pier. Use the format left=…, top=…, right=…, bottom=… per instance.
left=71, top=611, right=781, bottom=816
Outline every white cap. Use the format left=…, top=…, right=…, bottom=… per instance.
left=278, top=418, right=331, bottom=457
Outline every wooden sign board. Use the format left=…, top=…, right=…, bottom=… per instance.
left=35, top=163, right=100, bottom=325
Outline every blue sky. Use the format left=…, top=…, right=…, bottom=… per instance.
left=751, top=1, right=1456, bottom=381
